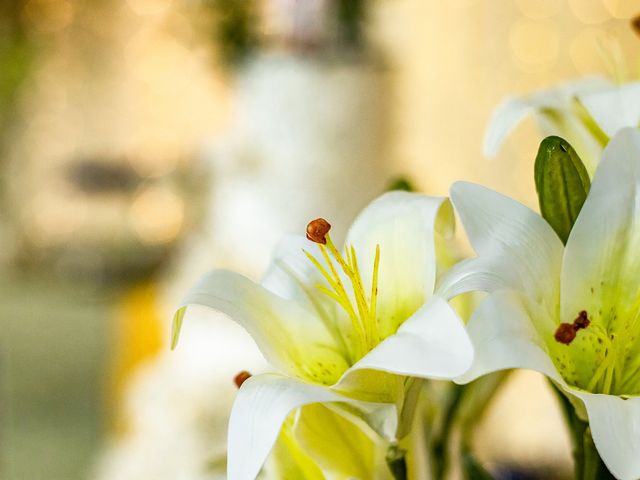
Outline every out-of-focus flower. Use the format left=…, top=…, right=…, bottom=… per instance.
left=484, top=77, right=640, bottom=175
left=441, top=128, right=640, bottom=480
left=175, top=191, right=474, bottom=479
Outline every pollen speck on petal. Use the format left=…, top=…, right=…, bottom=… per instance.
left=306, top=218, right=331, bottom=244
left=234, top=371, right=252, bottom=388
left=555, top=323, right=577, bottom=345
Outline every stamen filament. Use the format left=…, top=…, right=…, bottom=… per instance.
left=275, top=259, right=352, bottom=363
left=348, top=245, right=373, bottom=345
left=303, top=225, right=381, bottom=361
left=583, top=324, right=614, bottom=393
left=370, top=245, right=381, bottom=344
left=305, top=247, right=367, bottom=358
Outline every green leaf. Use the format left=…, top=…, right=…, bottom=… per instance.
left=534, top=136, right=591, bottom=244
left=171, top=307, right=186, bottom=350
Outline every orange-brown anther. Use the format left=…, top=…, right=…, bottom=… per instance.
left=555, top=323, right=577, bottom=345
left=306, top=218, right=331, bottom=244
left=573, top=310, right=590, bottom=330
left=234, top=371, right=252, bottom=388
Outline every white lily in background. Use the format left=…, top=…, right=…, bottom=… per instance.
left=484, top=77, right=640, bottom=174
left=440, top=128, right=640, bottom=480
left=174, top=191, right=474, bottom=479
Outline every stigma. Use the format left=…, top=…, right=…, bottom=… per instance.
left=554, top=310, right=591, bottom=345
left=554, top=323, right=577, bottom=345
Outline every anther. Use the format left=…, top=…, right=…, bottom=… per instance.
left=306, top=218, right=331, bottom=244
left=555, top=323, right=577, bottom=345
left=573, top=310, right=590, bottom=330
left=233, top=370, right=252, bottom=388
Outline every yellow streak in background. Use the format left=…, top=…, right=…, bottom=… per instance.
left=106, top=281, right=164, bottom=435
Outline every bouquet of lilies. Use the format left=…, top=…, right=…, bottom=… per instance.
left=172, top=73, right=640, bottom=479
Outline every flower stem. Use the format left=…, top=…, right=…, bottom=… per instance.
left=386, top=445, right=408, bottom=480
left=578, top=426, right=616, bottom=480
left=549, top=381, right=615, bottom=480
left=432, top=384, right=466, bottom=479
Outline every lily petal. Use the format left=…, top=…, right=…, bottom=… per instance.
left=294, top=403, right=391, bottom=480
left=228, top=373, right=390, bottom=480
left=483, top=77, right=611, bottom=157
left=345, top=191, right=454, bottom=338
left=449, top=181, right=563, bottom=303
left=483, top=96, right=537, bottom=158
left=343, top=295, right=473, bottom=382
left=561, top=128, right=640, bottom=324
left=578, top=83, right=640, bottom=138
left=456, top=290, right=560, bottom=384
left=261, top=234, right=326, bottom=304
left=179, top=270, right=349, bottom=383
left=571, top=391, right=640, bottom=480
left=437, top=256, right=520, bottom=300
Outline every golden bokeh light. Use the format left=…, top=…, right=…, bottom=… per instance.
left=570, top=27, right=608, bottom=73
left=516, top=0, right=563, bottom=20
left=509, top=19, right=560, bottom=73
left=568, top=0, right=611, bottom=24
left=24, top=190, right=88, bottom=247
left=126, top=0, right=174, bottom=17
left=602, top=0, right=640, bottom=19
left=22, top=0, right=74, bottom=34
left=128, top=185, right=184, bottom=245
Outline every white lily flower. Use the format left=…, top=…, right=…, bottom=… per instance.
left=441, top=128, right=640, bottom=480
left=175, top=191, right=474, bottom=479
left=263, top=401, right=393, bottom=479
left=484, top=77, right=640, bottom=175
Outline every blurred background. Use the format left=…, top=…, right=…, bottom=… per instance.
left=1, top=0, right=639, bottom=479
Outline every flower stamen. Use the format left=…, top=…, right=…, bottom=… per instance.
left=304, top=219, right=381, bottom=360
left=306, top=218, right=331, bottom=244
left=234, top=371, right=252, bottom=388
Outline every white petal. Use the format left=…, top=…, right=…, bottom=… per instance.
left=179, top=270, right=349, bottom=382
left=571, top=391, right=640, bottom=480
left=228, top=373, right=392, bottom=480
left=261, top=234, right=323, bottom=303
left=483, top=76, right=611, bottom=157
left=437, top=256, right=521, bottom=300
left=293, top=403, right=391, bottom=480
left=456, top=290, right=560, bottom=384
left=578, top=82, right=640, bottom=138
left=483, top=97, right=536, bottom=158
left=342, top=295, right=473, bottom=381
left=345, top=191, right=454, bottom=338
left=561, top=128, right=640, bottom=323
left=449, top=182, right=563, bottom=303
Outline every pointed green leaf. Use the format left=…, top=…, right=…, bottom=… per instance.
left=534, top=136, right=591, bottom=244
left=171, top=307, right=186, bottom=350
